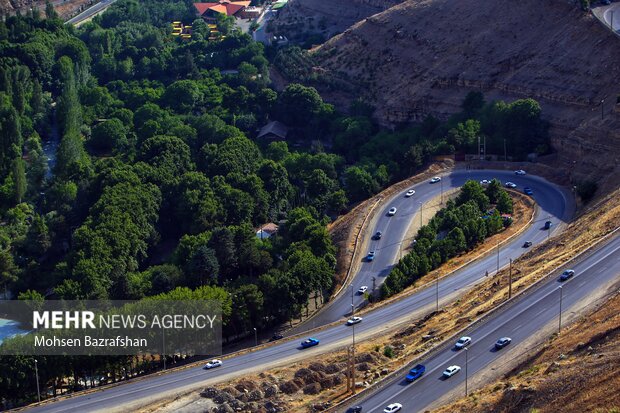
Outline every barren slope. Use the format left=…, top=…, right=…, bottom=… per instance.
left=271, top=0, right=403, bottom=41
left=312, top=0, right=620, bottom=188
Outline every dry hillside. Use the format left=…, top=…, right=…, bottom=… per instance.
left=310, top=0, right=620, bottom=189
left=271, top=0, right=403, bottom=41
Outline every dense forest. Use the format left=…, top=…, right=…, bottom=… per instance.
left=0, top=0, right=551, bottom=405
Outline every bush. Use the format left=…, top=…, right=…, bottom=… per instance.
left=577, top=180, right=598, bottom=203
left=383, top=345, right=394, bottom=358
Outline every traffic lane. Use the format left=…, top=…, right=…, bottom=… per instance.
left=359, top=236, right=620, bottom=413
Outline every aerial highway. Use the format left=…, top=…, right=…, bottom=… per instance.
left=64, top=0, right=116, bottom=26
left=345, top=232, right=620, bottom=413
left=24, top=169, right=575, bottom=412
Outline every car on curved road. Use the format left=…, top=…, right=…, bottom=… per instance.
left=523, top=241, right=532, bottom=248
left=372, top=231, right=383, bottom=240
left=495, top=337, right=512, bottom=349
left=383, top=403, right=403, bottom=413
left=515, top=170, right=527, bottom=175
left=301, top=338, right=320, bottom=348
left=523, top=187, right=533, bottom=195
left=442, top=365, right=461, bottom=378
left=405, top=189, right=416, bottom=197
left=455, top=336, right=471, bottom=349
left=347, top=406, right=363, bottom=413
left=544, top=220, right=552, bottom=230
left=347, top=316, right=363, bottom=325
left=366, top=251, right=375, bottom=262
left=480, top=179, right=491, bottom=185
left=388, top=207, right=397, bottom=216
left=204, top=359, right=222, bottom=369
left=430, top=176, right=442, bottom=183
left=358, top=286, right=368, bottom=294
left=505, top=182, right=517, bottom=188
left=560, top=269, right=575, bottom=281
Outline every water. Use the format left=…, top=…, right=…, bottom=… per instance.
left=42, top=122, right=60, bottom=179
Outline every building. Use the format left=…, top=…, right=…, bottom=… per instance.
left=194, top=0, right=251, bottom=20
left=257, top=120, right=289, bottom=141
left=256, top=223, right=279, bottom=239
left=171, top=21, right=192, bottom=39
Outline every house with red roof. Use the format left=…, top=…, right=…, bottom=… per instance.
left=194, top=0, right=251, bottom=20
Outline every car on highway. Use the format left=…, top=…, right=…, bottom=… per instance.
left=523, top=241, right=533, bottom=248
left=560, top=269, right=575, bottom=281
left=388, top=207, right=397, bottom=216
left=204, top=359, right=222, bottom=369
left=347, top=406, right=363, bottom=413
left=523, top=187, right=533, bottom=195
left=405, top=189, right=416, bottom=197
left=442, top=365, right=461, bottom=378
left=430, top=176, right=442, bottom=183
left=405, top=364, right=426, bottom=382
left=455, top=336, right=472, bottom=349
left=505, top=182, right=517, bottom=188
left=372, top=231, right=383, bottom=240
left=544, top=220, right=552, bottom=230
left=347, top=316, right=363, bottom=325
left=515, top=170, right=527, bottom=175
left=358, top=286, right=368, bottom=294
left=495, top=337, right=512, bottom=349
left=383, top=403, right=403, bottom=413
left=301, top=338, right=320, bottom=348
left=366, top=251, right=376, bottom=262
left=480, top=179, right=491, bottom=185
left=269, top=332, right=284, bottom=342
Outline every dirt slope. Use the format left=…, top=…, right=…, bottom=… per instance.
left=311, top=0, right=620, bottom=186
left=271, top=0, right=403, bottom=41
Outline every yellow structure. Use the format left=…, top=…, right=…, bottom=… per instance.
left=171, top=22, right=192, bottom=39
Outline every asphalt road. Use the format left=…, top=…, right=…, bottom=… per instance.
left=65, top=0, right=115, bottom=26
left=349, top=233, right=620, bottom=413
left=24, top=170, right=574, bottom=412
left=288, top=169, right=573, bottom=334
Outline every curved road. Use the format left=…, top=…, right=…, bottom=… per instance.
left=24, top=170, right=573, bottom=412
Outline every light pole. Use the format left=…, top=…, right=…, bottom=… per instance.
left=34, top=359, right=41, bottom=402
left=601, top=99, right=605, bottom=120
left=464, top=347, right=469, bottom=397
left=496, top=239, right=500, bottom=274
left=162, top=331, right=166, bottom=370
left=419, top=201, right=423, bottom=227
left=435, top=272, right=439, bottom=312
left=351, top=303, right=356, bottom=394
left=253, top=327, right=258, bottom=347
left=508, top=258, right=513, bottom=299
left=558, top=286, right=563, bottom=334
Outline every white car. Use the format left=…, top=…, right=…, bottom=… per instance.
left=443, top=365, right=461, bottom=378
left=388, top=207, right=397, bottom=216
left=505, top=182, right=517, bottom=188
left=204, top=359, right=222, bottom=369
left=515, top=170, right=527, bottom=175
left=357, top=286, right=368, bottom=294
left=430, top=176, right=442, bottom=183
left=347, top=316, right=363, bottom=325
left=480, top=179, right=491, bottom=185
left=455, top=336, right=472, bottom=349
left=383, top=403, right=403, bottom=413
left=405, top=189, right=416, bottom=197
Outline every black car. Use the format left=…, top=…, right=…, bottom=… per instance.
left=347, top=406, right=363, bottom=413
left=544, top=220, right=552, bottom=230
left=269, top=332, right=284, bottom=341
left=523, top=241, right=532, bottom=248
left=372, top=231, right=383, bottom=240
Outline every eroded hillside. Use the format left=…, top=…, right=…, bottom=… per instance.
left=270, top=0, right=403, bottom=42
left=311, top=0, right=620, bottom=189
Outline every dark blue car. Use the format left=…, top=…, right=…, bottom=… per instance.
left=301, top=338, right=320, bottom=348
left=405, top=364, right=426, bottom=382
left=523, top=187, right=533, bottom=195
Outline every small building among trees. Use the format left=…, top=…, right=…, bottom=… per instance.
left=257, top=121, right=289, bottom=141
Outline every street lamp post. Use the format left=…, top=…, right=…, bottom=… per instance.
left=558, top=286, right=563, bottom=334
left=435, top=272, right=439, bottom=312
left=464, top=347, right=469, bottom=397
left=419, top=201, right=423, bottom=227
left=508, top=258, right=513, bottom=299
left=34, top=359, right=41, bottom=402
left=162, top=331, right=166, bottom=370
left=253, top=327, right=258, bottom=347
left=351, top=303, right=356, bottom=394
left=601, top=99, right=605, bottom=120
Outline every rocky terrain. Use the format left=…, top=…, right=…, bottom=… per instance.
left=270, top=0, right=403, bottom=42
left=1, top=0, right=93, bottom=20
left=304, top=0, right=620, bottom=187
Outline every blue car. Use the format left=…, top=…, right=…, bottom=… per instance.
left=405, top=364, right=426, bottom=382
left=366, top=251, right=376, bottom=262
left=301, top=338, right=320, bottom=348
left=523, top=187, right=533, bottom=195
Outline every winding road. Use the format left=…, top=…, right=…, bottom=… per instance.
left=24, top=169, right=582, bottom=413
